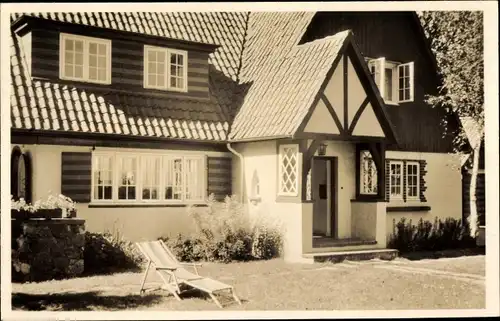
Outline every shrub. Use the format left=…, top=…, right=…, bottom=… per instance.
left=160, top=195, right=283, bottom=263
left=84, top=229, right=145, bottom=275
left=388, top=217, right=476, bottom=253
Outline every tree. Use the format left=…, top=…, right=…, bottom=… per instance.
left=418, top=11, right=484, bottom=236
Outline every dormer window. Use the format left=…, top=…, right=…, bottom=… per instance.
left=59, top=33, right=112, bottom=84
left=144, top=45, right=188, bottom=92
left=367, top=57, right=414, bottom=104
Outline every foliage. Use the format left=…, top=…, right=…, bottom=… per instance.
left=419, top=11, right=484, bottom=148
left=84, top=230, right=145, bottom=275
left=11, top=194, right=76, bottom=214
left=160, top=194, right=283, bottom=263
left=388, top=217, right=476, bottom=253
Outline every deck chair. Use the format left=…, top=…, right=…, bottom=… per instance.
left=135, top=240, right=242, bottom=308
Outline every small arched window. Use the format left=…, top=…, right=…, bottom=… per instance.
left=11, top=146, right=32, bottom=202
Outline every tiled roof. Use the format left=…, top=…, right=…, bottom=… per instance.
left=230, top=12, right=348, bottom=140
left=10, top=30, right=229, bottom=141
left=10, top=12, right=250, bottom=142
left=10, top=11, right=355, bottom=142
left=11, top=12, right=248, bottom=81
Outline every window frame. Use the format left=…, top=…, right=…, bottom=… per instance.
left=143, top=45, right=188, bottom=93
left=59, top=33, right=112, bottom=85
left=90, top=151, right=206, bottom=205
left=360, top=151, right=378, bottom=195
left=397, top=62, right=415, bottom=103
left=278, top=144, right=299, bottom=197
left=366, top=57, right=414, bottom=105
left=405, top=161, right=420, bottom=200
left=389, top=161, right=404, bottom=201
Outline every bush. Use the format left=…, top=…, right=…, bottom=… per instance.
left=160, top=195, right=283, bottom=263
left=388, top=217, right=476, bottom=253
left=84, top=230, right=145, bottom=275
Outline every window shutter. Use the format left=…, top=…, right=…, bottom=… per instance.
left=206, top=156, right=232, bottom=201
left=375, top=57, right=385, bottom=98
left=61, top=152, right=92, bottom=203
left=408, top=61, right=414, bottom=101
left=418, top=160, right=427, bottom=202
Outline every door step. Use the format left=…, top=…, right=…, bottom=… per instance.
left=303, top=248, right=399, bottom=263
left=313, top=237, right=377, bottom=248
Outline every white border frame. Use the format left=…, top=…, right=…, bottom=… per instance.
left=405, top=161, right=420, bottom=200
left=389, top=160, right=404, bottom=200
left=59, top=32, right=112, bottom=85
left=143, top=45, right=188, bottom=93
left=278, top=144, right=299, bottom=197
left=90, top=150, right=206, bottom=205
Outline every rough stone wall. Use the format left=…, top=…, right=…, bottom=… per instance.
left=12, top=219, right=86, bottom=282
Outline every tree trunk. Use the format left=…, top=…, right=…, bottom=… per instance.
left=468, top=139, right=482, bottom=237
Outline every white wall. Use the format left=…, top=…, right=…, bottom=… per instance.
left=385, top=151, right=463, bottom=237
left=13, top=144, right=230, bottom=241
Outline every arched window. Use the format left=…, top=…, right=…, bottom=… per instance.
left=11, top=146, right=32, bottom=202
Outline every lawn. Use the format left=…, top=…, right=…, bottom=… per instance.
left=11, top=256, right=485, bottom=311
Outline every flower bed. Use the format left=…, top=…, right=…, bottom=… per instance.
left=11, top=194, right=77, bottom=220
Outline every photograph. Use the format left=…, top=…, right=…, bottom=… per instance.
left=1, top=2, right=498, bottom=319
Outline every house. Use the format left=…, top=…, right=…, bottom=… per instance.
left=10, top=11, right=463, bottom=262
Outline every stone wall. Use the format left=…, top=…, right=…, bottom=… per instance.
left=12, top=218, right=86, bottom=282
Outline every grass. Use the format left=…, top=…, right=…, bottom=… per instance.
left=11, top=256, right=485, bottom=311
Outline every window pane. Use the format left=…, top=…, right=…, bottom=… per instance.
left=157, top=75, right=165, bottom=87
left=75, top=53, right=84, bottom=65
left=89, top=67, right=97, bottom=80
left=98, top=69, right=106, bottom=81
left=178, top=54, right=184, bottom=65
left=74, top=66, right=83, bottom=78
left=98, top=56, right=106, bottom=68
left=171, top=77, right=177, bottom=88
left=75, top=40, right=83, bottom=52
left=148, top=75, right=156, bottom=87
left=385, top=68, right=393, bottom=101
left=89, top=55, right=97, bottom=67
left=65, top=52, right=74, bottom=64
left=89, top=43, right=97, bottom=54
left=157, top=63, right=165, bottom=75
left=148, top=62, right=156, bottom=73
left=98, top=43, right=106, bottom=55
left=148, top=50, right=156, bottom=62
left=157, top=51, right=165, bottom=62
left=65, top=39, right=74, bottom=51
left=65, top=64, right=73, bottom=77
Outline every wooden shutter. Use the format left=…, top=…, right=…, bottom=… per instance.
left=61, top=152, right=92, bottom=203
left=207, top=156, right=232, bottom=201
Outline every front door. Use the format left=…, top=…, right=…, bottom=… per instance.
left=312, top=157, right=337, bottom=238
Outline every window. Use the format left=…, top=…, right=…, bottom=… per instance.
left=91, top=152, right=206, bottom=203
left=360, top=150, right=378, bottom=195
left=93, top=155, right=114, bottom=200
left=406, top=162, right=420, bottom=200
left=141, top=156, right=161, bottom=200
left=117, top=156, right=137, bottom=200
left=389, top=161, right=403, bottom=200
left=60, top=33, right=111, bottom=84
left=367, top=57, right=414, bottom=104
left=278, top=144, right=299, bottom=196
left=398, top=63, right=414, bottom=102
left=144, top=46, right=188, bottom=92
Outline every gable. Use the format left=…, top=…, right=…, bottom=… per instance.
left=298, top=11, right=457, bottom=153
left=298, top=37, right=395, bottom=142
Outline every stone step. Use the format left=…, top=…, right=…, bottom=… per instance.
left=303, top=248, right=399, bottom=263
left=313, top=237, right=377, bottom=248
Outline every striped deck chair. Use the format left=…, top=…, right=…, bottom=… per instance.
left=135, top=240, right=242, bottom=308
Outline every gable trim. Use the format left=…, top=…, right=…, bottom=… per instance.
left=348, top=97, right=370, bottom=134
left=345, top=42, right=399, bottom=144
left=343, top=54, right=349, bottom=130
left=320, top=94, right=344, bottom=134
left=295, top=45, right=348, bottom=134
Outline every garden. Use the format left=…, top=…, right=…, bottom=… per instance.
left=9, top=193, right=484, bottom=311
